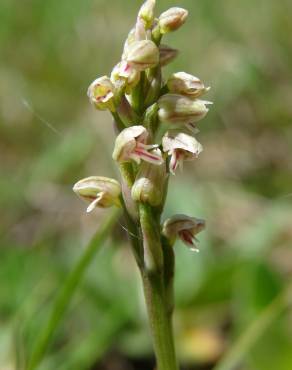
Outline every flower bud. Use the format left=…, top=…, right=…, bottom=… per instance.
left=162, top=214, right=205, bottom=251
left=87, top=76, right=115, bottom=112
left=134, top=18, right=148, bottom=41
left=158, top=94, right=212, bottom=124
left=159, top=44, right=179, bottom=67
left=158, top=7, right=188, bottom=34
left=122, top=28, right=136, bottom=60
left=112, top=125, right=163, bottom=165
left=138, top=0, right=156, bottom=29
left=167, top=72, right=210, bottom=98
left=162, top=131, right=203, bottom=174
left=131, top=160, right=166, bottom=207
left=126, top=40, right=159, bottom=71
left=73, top=176, right=121, bottom=213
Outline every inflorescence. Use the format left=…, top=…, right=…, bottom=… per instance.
left=73, top=0, right=210, bottom=252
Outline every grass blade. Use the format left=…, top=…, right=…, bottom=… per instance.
left=27, top=209, right=121, bottom=370
left=213, top=281, right=292, bottom=370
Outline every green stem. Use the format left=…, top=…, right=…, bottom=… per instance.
left=111, top=111, right=125, bottom=132
left=120, top=196, right=144, bottom=269
left=213, top=281, right=292, bottom=370
left=161, top=236, right=175, bottom=316
left=139, top=203, right=178, bottom=370
left=142, top=271, right=178, bottom=370
left=27, top=209, right=121, bottom=370
left=139, top=203, right=163, bottom=274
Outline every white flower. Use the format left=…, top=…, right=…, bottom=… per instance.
left=167, top=72, right=210, bottom=98
left=87, top=76, right=115, bottom=111
left=162, top=214, right=206, bottom=251
left=158, top=94, right=212, bottom=125
left=73, top=176, right=121, bottom=213
left=112, top=125, right=163, bottom=165
left=162, top=131, right=203, bottom=174
left=111, top=61, right=140, bottom=93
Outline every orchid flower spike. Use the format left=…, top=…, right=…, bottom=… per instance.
left=162, top=131, right=203, bottom=174
left=87, top=76, right=115, bottom=112
left=73, top=176, right=121, bottom=213
left=162, top=214, right=206, bottom=251
left=112, top=125, right=163, bottom=165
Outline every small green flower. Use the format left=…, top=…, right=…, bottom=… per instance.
left=158, top=7, right=188, bottom=34
left=167, top=72, right=210, bottom=98
left=138, top=0, right=156, bottom=29
left=73, top=176, right=121, bottom=212
left=87, top=76, right=115, bottom=112
left=162, top=131, right=203, bottom=174
left=111, top=61, right=140, bottom=93
left=162, top=214, right=205, bottom=251
left=158, top=93, right=212, bottom=129
left=112, top=125, right=163, bottom=165
left=126, top=40, right=159, bottom=71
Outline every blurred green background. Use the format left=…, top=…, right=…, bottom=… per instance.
left=1, top=0, right=292, bottom=369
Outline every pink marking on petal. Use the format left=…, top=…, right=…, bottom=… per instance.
left=134, top=148, right=162, bottom=162
left=123, top=63, right=131, bottom=73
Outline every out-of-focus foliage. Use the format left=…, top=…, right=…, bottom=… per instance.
left=1, top=0, right=292, bottom=369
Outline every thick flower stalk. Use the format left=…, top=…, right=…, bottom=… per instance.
left=73, top=1, right=211, bottom=369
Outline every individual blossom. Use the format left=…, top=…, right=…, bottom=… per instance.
left=158, top=93, right=212, bottom=127
left=162, top=214, right=206, bottom=251
left=126, top=40, right=159, bottom=71
left=162, top=131, right=203, bottom=174
left=73, top=176, right=121, bottom=213
left=87, top=76, right=115, bottom=112
left=167, top=72, right=210, bottom=98
left=159, top=44, right=179, bottom=67
left=138, top=0, right=156, bottom=29
left=158, top=7, right=188, bottom=34
left=131, top=160, right=166, bottom=207
left=111, top=61, right=140, bottom=93
left=112, top=125, right=163, bottom=165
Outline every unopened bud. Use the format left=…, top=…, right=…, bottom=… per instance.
left=159, top=7, right=188, bottom=34
left=73, top=176, right=121, bottom=213
left=126, top=40, right=159, bottom=71
left=167, top=72, right=210, bottom=98
left=122, top=28, right=136, bottom=60
left=131, top=160, right=166, bottom=207
left=158, top=94, right=212, bottom=124
left=162, top=214, right=205, bottom=251
left=87, top=76, right=115, bottom=112
left=138, top=0, right=156, bottom=29
left=112, top=125, right=163, bottom=165
left=159, top=44, right=179, bottom=67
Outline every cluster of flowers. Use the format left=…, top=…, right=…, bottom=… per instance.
left=73, top=0, right=211, bottom=251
